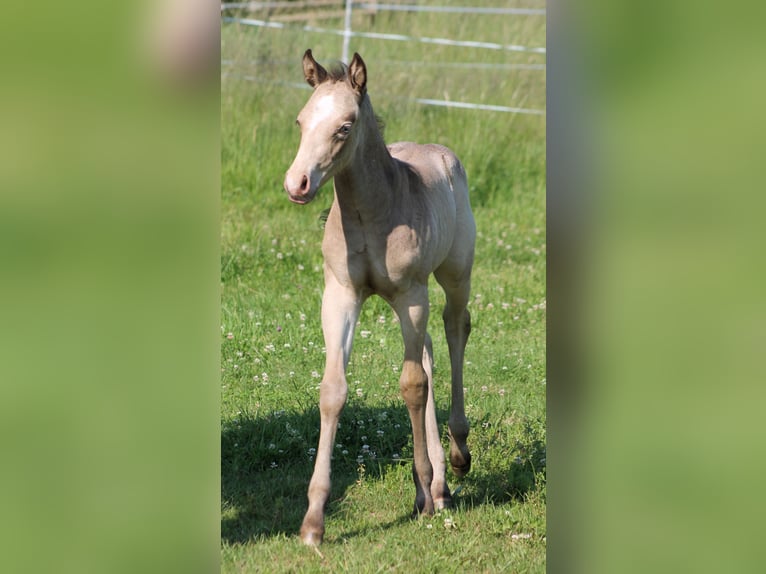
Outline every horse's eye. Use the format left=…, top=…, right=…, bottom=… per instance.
left=337, top=123, right=352, bottom=136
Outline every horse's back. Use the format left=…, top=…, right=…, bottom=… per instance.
left=388, top=142, right=467, bottom=194
left=389, top=140, right=472, bottom=222
left=388, top=141, right=475, bottom=281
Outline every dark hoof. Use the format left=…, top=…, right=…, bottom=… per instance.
left=450, top=450, right=472, bottom=478
left=412, top=498, right=435, bottom=517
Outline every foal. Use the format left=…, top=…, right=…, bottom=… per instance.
left=284, top=50, right=475, bottom=546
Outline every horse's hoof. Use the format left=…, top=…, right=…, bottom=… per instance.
left=433, top=496, right=453, bottom=511
left=300, top=530, right=323, bottom=546
left=300, top=520, right=324, bottom=546
left=412, top=498, right=435, bottom=517
left=450, top=450, right=472, bottom=478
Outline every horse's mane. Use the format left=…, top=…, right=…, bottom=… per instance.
left=325, top=61, right=386, bottom=138
left=326, top=61, right=349, bottom=83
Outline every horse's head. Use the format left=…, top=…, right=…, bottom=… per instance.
left=284, top=49, right=367, bottom=205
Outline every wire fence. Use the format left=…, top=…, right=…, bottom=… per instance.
left=222, top=1, right=545, bottom=16
left=221, top=1, right=546, bottom=115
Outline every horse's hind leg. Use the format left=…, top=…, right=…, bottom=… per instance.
left=435, top=267, right=473, bottom=478
left=392, top=284, right=436, bottom=516
left=423, top=332, right=451, bottom=509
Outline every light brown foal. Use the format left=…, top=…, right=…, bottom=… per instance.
left=284, top=50, right=475, bottom=545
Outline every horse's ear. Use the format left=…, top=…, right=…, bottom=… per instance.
left=348, top=52, right=367, bottom=96
left=303, top=49, right=328, bottom=88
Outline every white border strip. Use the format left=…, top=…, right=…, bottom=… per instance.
left=222, top=16, right=546, bottom=54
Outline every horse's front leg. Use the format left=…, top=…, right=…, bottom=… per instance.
left=393, top=284, right=436, bottom=516
left=300, top=275, right=362, bottom=546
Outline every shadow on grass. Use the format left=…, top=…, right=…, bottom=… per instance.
left=221, top=402, right=545, bottom=544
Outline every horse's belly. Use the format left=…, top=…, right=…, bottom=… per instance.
left=324, top=219, right=450, bottom=297
left=367, top=232, right=437, bottom=297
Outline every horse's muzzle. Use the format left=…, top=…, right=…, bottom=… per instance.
left=284, top=172, right=317, bottom=204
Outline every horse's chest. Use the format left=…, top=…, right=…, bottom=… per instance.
left=326, top=224, right=425, bottom=296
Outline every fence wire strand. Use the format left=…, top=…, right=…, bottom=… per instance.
left=221, top=2, right=546, bottom=115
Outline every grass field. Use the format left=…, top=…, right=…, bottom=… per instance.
left=221, top=4, right=546, bottom=571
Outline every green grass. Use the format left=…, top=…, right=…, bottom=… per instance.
left=221, top=6, right=545, bottom=572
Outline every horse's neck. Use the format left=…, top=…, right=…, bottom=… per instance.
left=333, top=112, right=398, bottom=226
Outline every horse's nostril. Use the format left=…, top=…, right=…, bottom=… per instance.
left=301, top=175, right=308, bottom=192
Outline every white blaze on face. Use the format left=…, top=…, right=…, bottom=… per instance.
left=306, top=94, right=336, bottom=132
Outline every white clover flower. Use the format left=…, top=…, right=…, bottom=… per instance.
left=511, top=533, right=532, bottom=540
